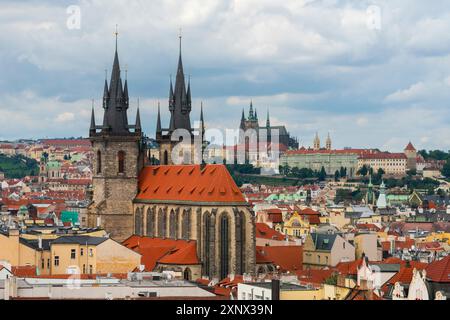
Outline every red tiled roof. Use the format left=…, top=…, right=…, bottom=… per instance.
left=256, top=246, right=303, bottom=272
left=381, top=238, right=415, bottom=251
left=255, top=223, right=285, bottom=241
left=285, top=149, right=373, bottom=156
left=386, top=263, right=427, bottom=286
left=136, top=165, right=246, bottom=204
left=416, top=242, right=444, bottom=251
left=11, top=266, right=37, bottom=277
left=122, top=236, right=200, bottom=271
left=359, top=152, right=407, bottom=160
left=296, top=269, right=335, bottom=286
left=404, top=142, right=416, bottom=151
left=334, top=259, right=364, bottom=276
left=41, top=139, right=91, bottom=147
left=425, top=256, right=450, bottom=283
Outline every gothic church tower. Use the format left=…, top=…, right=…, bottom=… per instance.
left=88, top=35, right=145, bottom=241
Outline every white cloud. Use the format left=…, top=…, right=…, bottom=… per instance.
left=55, top=112, right=75, bottom=123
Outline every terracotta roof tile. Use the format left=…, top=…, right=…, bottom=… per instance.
left=256, top=246, right=302, bottom=272
left=425, top=256, right=450, bottom=283
left=136, top=165, right=246, bottom=204
left=255, top=223, right=285, bottom=241
left=122, top=236, right=200, bottom=271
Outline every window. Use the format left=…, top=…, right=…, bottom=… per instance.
left=54, top=256, right=59, bottom=266
left=41, top=259, right=44, bottom=269
left=71, top=249, right=76, bottom=259
left=80, top=248, right=84, bottom=256
left=343, top=242, right=346, bottom=249
left=47, top=259, right=50, bottom=269
left=97, top=150, right=102, bottom=174
left=83, top=264, right=86, bottom=274
left=118, top=151, right=125, bottom=174
left=89, top=248, right=93, bottom=257
left=318, top=255, right=321, bottom=264
left=89, top=265, right=93, bottom=274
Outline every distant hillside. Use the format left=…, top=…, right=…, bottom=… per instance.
left=0, top=154, right=39, bottom=179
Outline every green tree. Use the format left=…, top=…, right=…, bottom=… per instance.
left=334, top=170, right=340, bottom=182
left=318, top=166, right=327, bottom=181
left=358, top=165, right=368, bottom=177
left=442, top=159, right=450, bottom=178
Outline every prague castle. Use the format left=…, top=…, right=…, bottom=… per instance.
left=87, top=36, right=256, bottom=280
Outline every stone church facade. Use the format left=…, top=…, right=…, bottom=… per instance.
left=87, top=37, right=256, bottom=280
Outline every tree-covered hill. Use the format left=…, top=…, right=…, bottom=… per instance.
left=0, top=154, right=39, bottom=178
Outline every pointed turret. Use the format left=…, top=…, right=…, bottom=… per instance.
left=255, top=108, right=258, bottom=121
left=156, top=102, right=162, bottom=137
left=240, top=108, right=246, bottom=130
left=249, top=100, right=254, bottom=120
left=102, top=78, right=109, bottom=109
left=167, top=35, right=192, bottom=132
left=135, top=99, right=141, bottom=133
left=313, top=132, right=321, bottom=150
left=187, top=76, right=192, bottom=106
left=200, top=102, right=205, bottom=138
left=123, top=79, right=129, bottom=106
left=100, top=31, right=130, bottom=134
left=326, top=133, right=332, bottom=150
left=90, top=104, right=96, bottom=134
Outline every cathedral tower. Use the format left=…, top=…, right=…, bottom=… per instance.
left=88, top=33, right=145, bottom=241
left=156, top=36, right=203, bottom=165
left=326, top=133, right=332, bottom=151
left=313, top=132, right=321, bottom=151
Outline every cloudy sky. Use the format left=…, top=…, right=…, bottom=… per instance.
left=1, top=0, right=450, bottom=152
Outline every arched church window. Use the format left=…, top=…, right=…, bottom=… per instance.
left=182, top=210, right=190, bottom=240
left=146, top=208, right=154, bottom=237
left=158, top=209, right=166, bottom=238
left=135, top=208, right=143, bottom=236
left=97, top=150, right=102, bottom=174
left=169, top=210, right=177, bottom=239
left=220, top=214, right=230, bottom=280
left=118, top=151, right=125, bottom=174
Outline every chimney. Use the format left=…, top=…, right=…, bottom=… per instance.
left=271, top=279, right=280, bottom=301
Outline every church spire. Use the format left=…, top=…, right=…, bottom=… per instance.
left=200, top=101, right=205, bottom=137
left=90, top=100, right=96, bottom=134
left=266, top=109, right=270, bottom=128
left=156, top=102, right=162, bottom=136
left=99, top=26, right=130, bottom=134
left=168, top=33, right=192, bottom=132
left=249, top=100, right=254, bottom=120
left=313, top=132, right=321, bottom=150
left=135, top=98, right=141, bottom=133
left=326, top=132, right=332, bottom=150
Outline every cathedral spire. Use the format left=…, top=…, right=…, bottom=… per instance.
left=200, top=101, right=205, bottom=137
left=249, top=100, right=254, bottom=120
left=156, top=102, right=162, bottom=136
left=266, top=109, right=270, bottom=128
left=168, top=34, right=192, bottom=132
left=100, top=27, right=130, bottom=134
left=90, top=100, right=96, bottom=134
left=240, top=108, right=246, bottom=130
left=313, top=132, right=321, bottom=150
left=326, top=132, right=332, bottom=150
left=135, top=98, right=141, bottom=133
